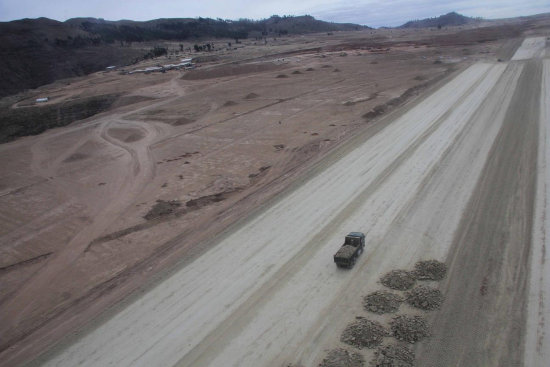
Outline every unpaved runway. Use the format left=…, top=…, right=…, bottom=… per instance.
left=524, top=58, right=550, bottom=367
left=35, top=39, right=547, bottom=367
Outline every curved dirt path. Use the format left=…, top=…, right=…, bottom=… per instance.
left=0, top=75, right=186, bottom=359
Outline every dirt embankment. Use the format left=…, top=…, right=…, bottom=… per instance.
left=181, top=62, right=286, bottom=80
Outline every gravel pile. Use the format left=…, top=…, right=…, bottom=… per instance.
left=369, top=344, right=415, bottom=367
left=363, top=291, right=403, bottom=314
left=390, top=315, right=429, bottom=343
left=405, top=286, right=443, bottom=311
left=319, top=348, right=364, bottom=367
left=335, top=245, right=357, bottom=259
left=380, top=270, right=416, bottom=291
left=341, top=318, right=389, bottom=349
left=413, top=260, right=447, bottom=281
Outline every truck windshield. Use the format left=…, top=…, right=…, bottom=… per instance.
left=345, top=236, right=360, bottom=246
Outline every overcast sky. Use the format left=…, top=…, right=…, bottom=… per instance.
left=1, top=0, right=549, bottom=27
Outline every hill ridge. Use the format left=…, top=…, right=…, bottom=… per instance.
left=398, top=12, right=480, bottom=28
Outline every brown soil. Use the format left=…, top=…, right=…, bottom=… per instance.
left=181, top=62, right=284, bottom=80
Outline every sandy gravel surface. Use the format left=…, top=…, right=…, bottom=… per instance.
left=511, top=36, right=547, bottom=60
left=32, top=56, right=537, bottom=366
left=417, top=41, right=543, bottom=366
left=524, top=58, right=550, bottom=367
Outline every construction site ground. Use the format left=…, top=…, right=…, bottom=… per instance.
left=0, top=18, right=549, bottom=367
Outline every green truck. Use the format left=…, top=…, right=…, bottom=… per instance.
left=333, top=232, right=365, bottom=269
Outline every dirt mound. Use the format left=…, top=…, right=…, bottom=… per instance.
left=413, top=260, right=447, bottom=280
left=182, top=62, right=281, bottom=80
left=244, top=92, right=259, bottom=99
left=390, top=315, right=429, bottom=343
left=62, top=152, right=88, bottom=163
left=321, top=65, right=332, bottom=68
left=306, top=68, right=315, bottom=71
left=223, top=100, right=238, bottom=107
left=186, top=193, right=225, bottom=208
left=144, top=200, right=181, bottom=220
left=276, top=74, right=289, bottom=78
left=370, top=344, right=415, bottom=367
left=291, top=70, right=303, bottom=74
left=341, top=318, right=389, bottom=349
left=405, top=286, right=443, bottom=311
left=320, top=348, right=364, bottom=367
left=363, top=291, right=403, bottom=314
left=170, top=117, right=194, bottom=126
left=333, top=68, right=341, bottom=72
left=380, top=270, right=416, bottom=290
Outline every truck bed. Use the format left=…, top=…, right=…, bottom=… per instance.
left=334, top=245, right=357, bottom=260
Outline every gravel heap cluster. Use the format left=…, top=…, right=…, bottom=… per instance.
left=319, top=348, right=365, bottom=367
left=380, top=270, right=416, bottom=290
left=413, top=260, right=447, bottom=281
left=341, top=318, right=389, bottom=349
left=390, top=315, right=430, bottom=343
left=363, top=291, right=403, bottom=314
left=369, top=344, right=415, bottom=367
left=405, top=286, right=444, bottom=311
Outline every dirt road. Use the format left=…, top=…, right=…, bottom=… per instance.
left=524, top=58, right=550, bottom=367
left=28, top=36, right=547, bottom=367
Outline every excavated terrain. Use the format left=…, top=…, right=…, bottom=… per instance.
left=0, top=15, right=549, bottom=367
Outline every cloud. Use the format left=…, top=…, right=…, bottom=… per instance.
left=1, top=0, right=549, bottom=26
left=311, top=0, right=550, bottom=27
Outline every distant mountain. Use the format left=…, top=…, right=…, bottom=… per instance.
left=399, top=12, right=480, bottom=28
left=0, top=15, right=367, bottom=98
left=63, top=15, right=365, bottom=42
